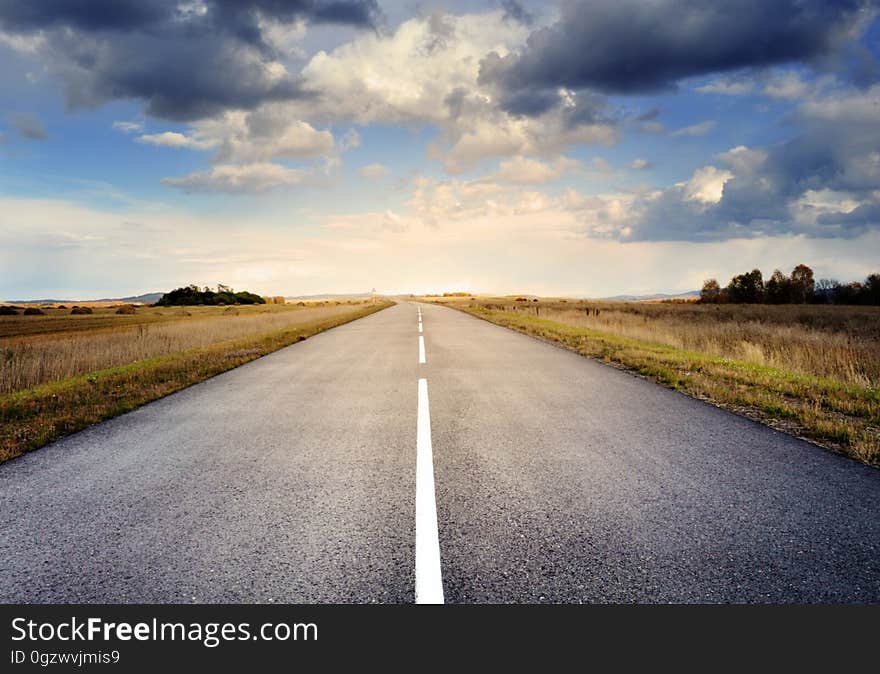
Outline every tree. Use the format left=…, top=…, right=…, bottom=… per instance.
left=790, top=264, right=815, bottom=303
left=832, top=282, right=864, bottom=305
left=864, top=273, right=880, bottom=305
left=726, top=269, right=764, bottom=303
left=700, top=278, right=722, bottom=303
left=765, top=269, right=791, bottom=304
left=156, top=284, right=265, bottom=306
left=813, top=278, right=840, bottom=304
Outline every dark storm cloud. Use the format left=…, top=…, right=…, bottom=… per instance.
left=312, top=0, right=380, bottom=24
left=0, top=1, right=381, bottom=32
left=0, top=1, right=170, bottom=31
left=500, top=0, right=534, bottom=26
left=498, top=88, right=560, bottom=116
left=819, top=202, right=880, bottom=228
left=50, top=28, right=308, bottom=121
left=481, top=0, right=874, bottom=98
left=209, top=0, right=382, bottom=48
left=0, top=0, right=382, bottom=121
left=498, top=86, right=613, bottom=127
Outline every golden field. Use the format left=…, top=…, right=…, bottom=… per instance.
left=0, top=299, right=391, bottom=463
left=1, top=301, right=378, bottom=395
left=431, top=297, right=880, bottom=467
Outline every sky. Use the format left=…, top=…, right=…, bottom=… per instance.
left=1, top=0, right=879, bottom=300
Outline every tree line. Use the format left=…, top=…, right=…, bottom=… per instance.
left=700, top=265, right=880, bottom=305
left=155, top=284, right=265, bottom=306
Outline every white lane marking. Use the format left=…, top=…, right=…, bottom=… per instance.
left=418, top=321, right=423, bottom=333
left=416, top=378, right=444, bottom=604
left=419, top=335, right=426, bottom=363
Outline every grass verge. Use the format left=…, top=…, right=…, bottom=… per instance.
left=454, top=305, right=880, bottom=467
left=0, top=302, right=392, bottom=464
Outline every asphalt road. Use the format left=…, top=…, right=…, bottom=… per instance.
left=1, top=302, right=878, bottom=603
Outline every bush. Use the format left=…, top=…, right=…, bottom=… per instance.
left=23, top=307, right=45, bottom=316
left=115, top=305, right=136, bottom=315
left=0, top=305, right=18, bottom=316
left=70, top=306, right=93, bottom=315
left=156, top=284, right=266, bottom=306
left=700, top=279, right=722, bottom=303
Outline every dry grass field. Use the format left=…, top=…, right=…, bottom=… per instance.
left=432, top=297, right=880, bottom=467
left=1, top=301, right=377, bottom=395
left=0, top=299, right=392, bottom=463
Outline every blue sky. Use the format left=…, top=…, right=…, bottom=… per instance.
left=1, top=1, right=879, bottom=299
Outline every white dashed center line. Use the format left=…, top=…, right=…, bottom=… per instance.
left=415, top=377, right=443, bottom=604
left=418, top=335, right=426, bottom=364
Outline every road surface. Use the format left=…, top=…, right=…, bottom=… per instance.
left=1, top=302, right=878, bottom=603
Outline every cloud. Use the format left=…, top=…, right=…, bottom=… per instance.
left=500, top=0, right=535, bottom=26
left=439, top=109, right=616, bottom=174
left=130, top=106, right=338, bottom=166
left=631, top=158, right=650, bottom=170
left=294, top=12, right=617, bottom=171
left=695, top=69, right=828, bottom=100
left=299, top=12, right=530, bottom=126
left=161, top=162, right=310, bottom=193
left=325, top=209, right=410, bottom=233
left=475, top=83, right=874, bottom=243
left=3, top=190, right=879, bottom=301
left=493, top=156, right=582, bottom=184
left=0, top=0, right=381, bottom=121
left=337, top=128, right=360, bottom=152
left=818, top=201, right=880, bottom=227
left=137, top=131, right=216, bottom=150
left=359, top=163, right=388, bottom=180
left=193, top=109, right=336, bottom=162
left=762, top=71, right=816, bottom=100
left=696, top=77, right=754, bottom=96
left=670, top=120, right=716, bottom=137
left=0, top=1, right=381, bottom=33
left=112, top=121, right=143, bottom=134
left=796, top=83, right=880, bottom=125
left=682, top=166, right=733, bottom=203
left=597, top=89, right=880, bottom=241
left=9, top=113, right=46, bottom=140
left=480, top=0, right=871, bottom=97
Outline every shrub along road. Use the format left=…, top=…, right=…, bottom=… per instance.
left=1, top=303, right=878, bottom=603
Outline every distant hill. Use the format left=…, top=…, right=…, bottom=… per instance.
left=103, top=292, right=164, bottom=304
left=4, top=292, right=164, bottom=305
left=286, top=292, right=378, bottom=300
left=598, top=291, right=700, bottom=301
